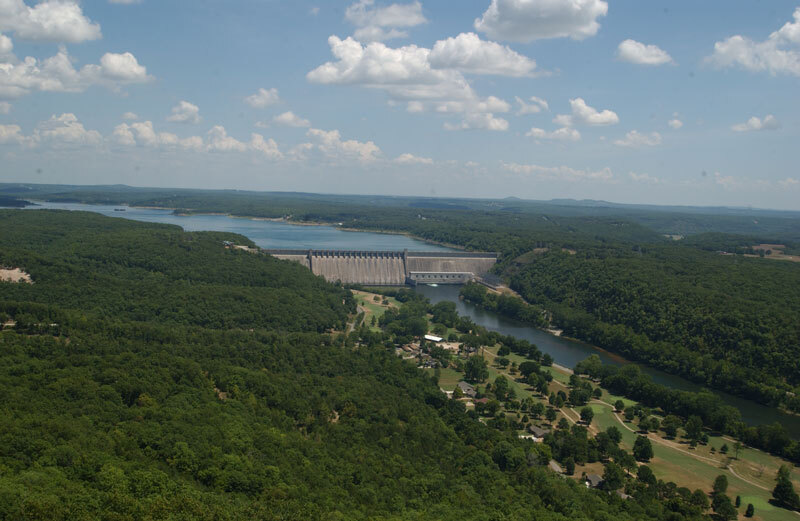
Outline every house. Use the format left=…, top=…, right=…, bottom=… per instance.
left=527, top=425, right=551, bottom=440
left=424, top=334, right=443, bottom=343
left=457, top=381, right=476, bottom=398
left=584, top=474, right=604, bottom=489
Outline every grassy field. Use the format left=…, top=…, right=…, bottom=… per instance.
left=434, top=368, right=463, bottom=390
left=481, top=345, right=800, bottom=521
left=360, top=295, right=800, bottom=521
left=351, top=290, right=399, bottom=331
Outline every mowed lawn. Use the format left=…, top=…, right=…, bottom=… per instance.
left=351, top=290, right=399, bottom=330
left=588, top=400, right=799, bottom=521
left=482, top=345, right=800, bottom=521
left=413, top=341, right=800, bottom=520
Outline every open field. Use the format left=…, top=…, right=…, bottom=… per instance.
left=480, top=345, right=800, bottom=521
left=351, top=289, right=399, bottom=330
left=355, top=290, right=800, bottom=521
left=744, top=244, right=800, bottom=262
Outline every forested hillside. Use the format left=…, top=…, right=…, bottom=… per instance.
left=4, top=187, right=800, bottom=412
left=0, top=211, right=706, bottom=520
left=507, top=247, right=800, bottom=409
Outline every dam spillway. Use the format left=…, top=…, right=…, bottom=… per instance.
left=265, top=249, right=498, bottom=286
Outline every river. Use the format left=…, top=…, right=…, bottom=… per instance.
left=19, top=201, right=800, bottom=436
left=415, top=285, right=800, bottom=436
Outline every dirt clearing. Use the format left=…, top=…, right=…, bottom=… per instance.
left=0, top=268, right=32, bottom=283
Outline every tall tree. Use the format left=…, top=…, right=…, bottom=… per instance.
left=772, top=465, right=800, bottom=511
left=464, top=355, right=489, bottom=383
left=633, top=435, right=653, bottom=462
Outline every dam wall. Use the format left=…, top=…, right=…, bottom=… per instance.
left=311, top=251, right=406, bottom=285
left=266, top=249, right=497, bottom=286
left=406, top=252, right=497, bottom=276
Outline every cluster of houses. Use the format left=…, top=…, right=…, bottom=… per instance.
left=444, top=379, right=631, bottom=498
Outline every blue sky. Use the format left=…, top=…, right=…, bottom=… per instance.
left=1, top=0, right=799, bottom=209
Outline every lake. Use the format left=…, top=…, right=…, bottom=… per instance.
left=25, top=202, right=452, bottom=252
left=20, top=201, right=800, bottom=436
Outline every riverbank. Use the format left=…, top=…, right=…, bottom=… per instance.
left=140, top=204, right=466, bottom=251
left=415, top=285, right=800, bottom=439
left=477, top=343, right=800, bottom=521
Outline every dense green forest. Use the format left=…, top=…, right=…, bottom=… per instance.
left=506, top=247, right=800, bottom=410
left=3, top=185, right=799, bottom=413
left=0, top=210, right=713, bottom=520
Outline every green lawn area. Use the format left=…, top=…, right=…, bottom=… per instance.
left=432, top=368, right=463, bottom=390
left=430, top=343, right=800, bottom=521
left=352, top=290, right=400, bottom=331
left=586, top=399, right=798, bottom=521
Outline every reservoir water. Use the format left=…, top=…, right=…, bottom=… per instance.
left=21, top=201, right=800, bottom=436
left=27, top=202, right=451, bottom=252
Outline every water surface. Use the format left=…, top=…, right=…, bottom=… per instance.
left=27, top=202, right=451, bottom=251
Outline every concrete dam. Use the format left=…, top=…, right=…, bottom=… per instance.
left=265, top=249, right=498, bottom=286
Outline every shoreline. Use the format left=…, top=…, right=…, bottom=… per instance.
left=79, top=201, right=464, bottom=251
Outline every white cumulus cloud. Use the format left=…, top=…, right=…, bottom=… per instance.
left=526, top=126, right=580, bottom=141
left=668, top=118, right=682, bottom=129
left=516, top=95, right=548, bottom=115
left=207, top=125, right=246, bottom=152
left=553, top=97, right=618, bottom=127
left=617, top=39, right=673, bottom=65
left=345, top=0, right=426, bottom=42
left=444, top=112, right=508, bottom=131
left=307, top=127, right=381, bottom=162
left=0, top=101, right=10, bottom=113
left=99, top=52, right=148, bottom=81
left=394, top=152, right=433, bottom=164
left=121, top=111, right=138, bottom=120
left=503, top=161, right=614, bottom=182
left=0, top=123, right=27, bottom=144
left=167, top=101, right=201, bottom=124
left=308, top=36, right=510, bottom=130
left=0, top=33, right=12, bottom=60
left=0, top=46, right=151, bottom=99
left=0, top=0, right=101, bottom=43
left=629, top=172, right=660, bottom=184
left=428, top=32, right=537, bottom=77
left=245, top=87, right=280, bottom=108
left=249, top=133, right=282, bottom=159
left=33, top=113, right=102, bottom=146
left=714, top=171, right=738, bottom=190
left=708, top=7, right=800, bottom=76
left=731, top=114, right=780, bottom=132
left=475, top=0, right=608, bottom=43
left=614, top=130, right=662, bottom=147
left=273, top=111, right=311, bottom=127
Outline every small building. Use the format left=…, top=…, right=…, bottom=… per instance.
left=527, top=425, right=551, bottom=440
left=457, top=381, right=476, bottom=398
left=424, top=334, right=443, bottom=343
left=584, top=474, right=604, bottom=489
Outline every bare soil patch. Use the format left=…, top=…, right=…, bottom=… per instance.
left=0, top=268, right=32, bottom=283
